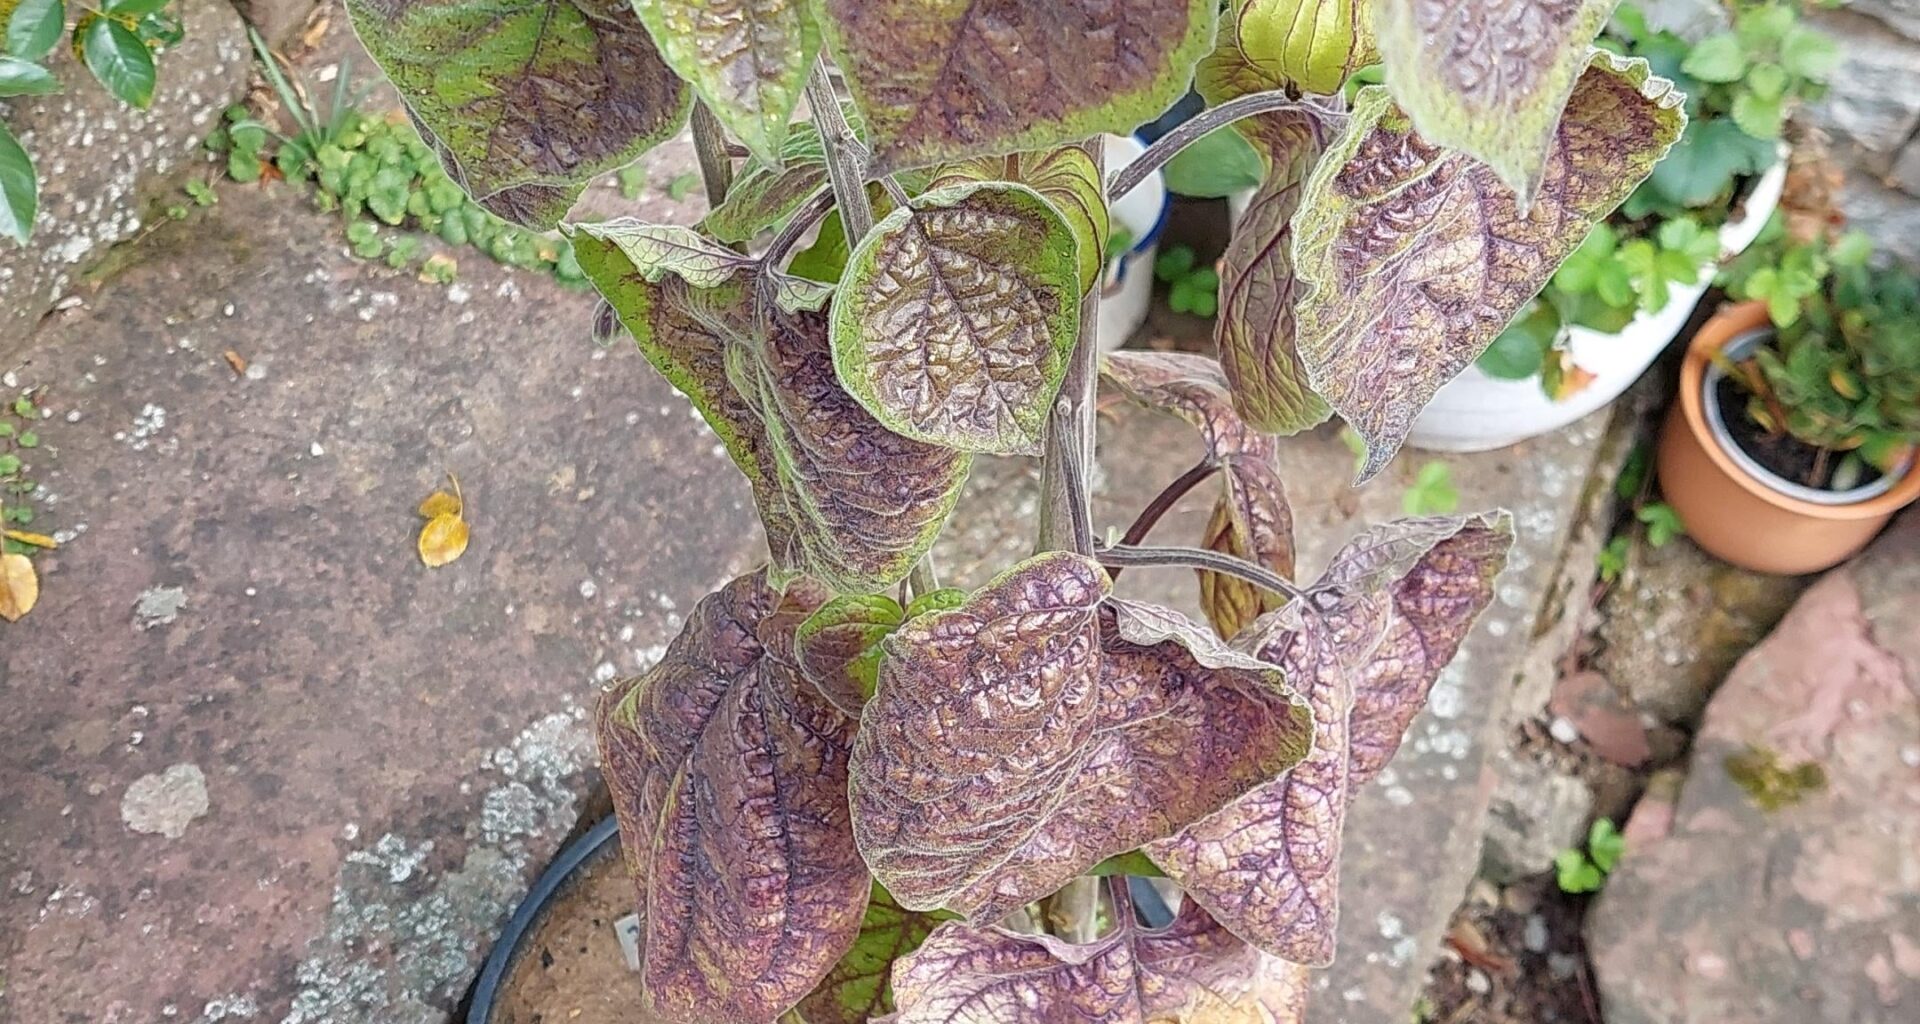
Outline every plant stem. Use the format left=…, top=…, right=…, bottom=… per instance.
left=1093, top=542, right=1309, bottom=602
left=1047, top=876, right=1103, bottom=944
left=761, top=187, right=836, bottom=270
left=907, top=555, right=940, bottom=600
left=1107, top=90, right=1325, bottom=202
left=1120, top=459, right=1218, bottom=548
left=805, top=59, right=875, bottom=244
left=689, top=101, right=735, bottom=207
left=1038, top=138, right=1105, bottom=557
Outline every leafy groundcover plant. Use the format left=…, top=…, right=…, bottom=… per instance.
left=347, top=0, right=1684, bottom=1020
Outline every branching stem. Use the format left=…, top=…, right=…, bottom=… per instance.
left=1093, top=543, right=1309, bottom=603
left=1038, top=138, right=1105, bottom=558
left=805, top=59, right=875, bottom=244
left=1107, top=90, right=1332, bottom=202
left=689, top=101, right=735, bottom=207
left=1121, top=459, right=1218, bottom=548
left=761, top=188, right=836, bottom=271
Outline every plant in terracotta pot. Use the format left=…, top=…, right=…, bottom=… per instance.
left=1661, top=230, right=1920, bottom=574
left=341, top=0, right=1689, bottom=1020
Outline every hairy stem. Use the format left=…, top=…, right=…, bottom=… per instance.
left=805, top=59, right=875, bottom=244
left=761, top=188, right=836, bottom=270
left=1038, top=138, right=1105, bottom=557
left=1107, top=90, right=1327, bottom=202
left=1093, top=543, right=1309, bottom=603
left=689, top=101, right=735, bottom=207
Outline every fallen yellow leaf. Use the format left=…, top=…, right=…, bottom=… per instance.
left=418, top=491, right=462, bottom=518
left=2, top=530, right=56, bottom=549
left=418, top=514, right=469, bottom=567
left=0, top=552, right=38, bottom=621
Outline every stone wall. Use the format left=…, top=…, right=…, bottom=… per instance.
left=1807, top=2, right=1920, bottom=267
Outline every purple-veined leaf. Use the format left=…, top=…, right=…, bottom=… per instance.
left=595, top=570, right=868, bottom=1024
left=816, top=0, right=1217, bottom=173
left=736, top=304, right=974, bottom=592
left=343, top=0, right=689, bottom=229
left=883, top=889, right=1299, bottom=1023
left=1373, top=0, right=1619, bottom=206
left=1213, top=108, right=1334, bottom=436
left=570, top=224, right=968, bottom=592
left=798, top=882, right=952, bottom=1024
left=1101, top=352, right=1297, bottom=641
left=927, top=144, right=1110, bottom=293
left=849, top=553, right=1312, bottom=921
left=1201, top=0, right=1378, bottom=100
left=832, top=182, right=1081, bottom=455
left=1291, top=52, right=1685, bottom=481
left=795, top=588, right=967, bottom=716
left=632, top=0, right=819, bottom=167
left=1146, top=512, right=1513, bottom=965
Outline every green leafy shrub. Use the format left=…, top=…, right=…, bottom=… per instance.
left=338, top=0, right=1686, bottom=1016
left=1, top=0, right=182, bottom=244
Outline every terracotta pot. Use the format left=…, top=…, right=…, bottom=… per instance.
left=1658, top=301, right=1920, bottom=575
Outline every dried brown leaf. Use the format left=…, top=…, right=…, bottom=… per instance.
left=418, top=514, right=469, bottom=567
left=0, top=552, right=38, bottom=621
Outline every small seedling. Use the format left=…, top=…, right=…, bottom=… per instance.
left=1154, top=245, right=1218, bottom=317
left=1555, top=818, right=1625, bottom=894
left=1403, top=461, right=1460, bottom=516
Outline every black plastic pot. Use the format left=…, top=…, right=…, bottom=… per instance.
left=465, top=815, right=621, bottom=1024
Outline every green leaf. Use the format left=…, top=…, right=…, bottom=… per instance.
left=342, top=0, right=690, bottom=228
left=103, top=0, right=170, bottom=15
left=928, top=144, right=1108, bottom=291
left=1199, top=0, right=1377, bottom=99
left=1291, top=53, right=1687, bottom=481
left=1155, top=244, right=1196, bottom=283
left=1597, top=535, right=1628, bottom=582
left=816, top=0, right=1217, bottom=172
left=1372, top=0, right=1618, bottom=206
left=0, top=122, right=35, bottom=245
left=81, top=17, right=156, bottom=109
left=1636, top=501, right=1684, bottom=546
left=631, top=0, right=819, bottom=166
left=831, top=182, right=1080, bottom=455
left=0, top=55, right=56, bottom=97
left=795, top=883, right=947, bottom=1024
left=1402, top=461, right=1459, bottom=516
left=1780, top=25, right=1840, bottom=81
left=1732, top=90, right=1784, bottom=140
left=1736, top=4, right=1794, bottom=50
left=1161, top=126, right=1266, bottom=198
left=1588, top=818, right=1625, bottom=873
left=0, top=454, right=18, bottom=475
left=1647, top=117, right=1775, bottom=209
left=1477, top=302, right=1560, bottom=380
left=1556, top=849, right=1602, bottom=893
left=1681, top=32, right=1747, bottom=83
left=6, top=0, right=64, bottom=61
left=16, top=430, right=36, bottom=447
left=1745, top=62, right=1788, bottom=101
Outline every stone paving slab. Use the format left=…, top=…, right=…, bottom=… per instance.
left=0, top=126, right=1613, bottom=1024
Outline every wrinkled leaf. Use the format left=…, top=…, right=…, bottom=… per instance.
left=798, top=882, right=949, bottom=1024
left=1372, top=0, right=1618, bottom=205
left=633, top=0, right=819, bottom=165
left=1291, top=53, right=1685, bottom=480
left=417, top=513, right=469, bottom=566
left=885, top=891, right=1287, bottom=1023
left=1148, top=513, right=1511, bottom=964
left=850, top=553, right=1312, bottom=920
left=817, top=0, right=1217, bottom=173
left=795, top=588, right=965, bottom=716
left=1101, top=352, right=1297, bottom=641
left=704, top=170, right=828, bottom=245
left=0, top=551, right=35, bottom=621
left=928, top=144, right=1109, bottom=292
left=596, top=571, right=869, bottom=1024
left=344, top=0, right=689, bottom=228
left=1213, top=107, right=1332, bottom=434
left=1202, top=0, right=1378, bottom=99
left=833, top=182, right=1080, bottom=455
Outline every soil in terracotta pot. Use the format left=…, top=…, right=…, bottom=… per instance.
left=1714, top=376, right=1883, bottom=491
left=489, top=840, right=640, bottom=1024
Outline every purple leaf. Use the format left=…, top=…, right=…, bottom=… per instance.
left=1291, top=53, right=1685, bottom=481
left=796, top=589, right=968, bottom=717
left=883, top=892, right=1306, bottom=1023
left=798, top=882, right=950, bottom=1024
left=595, top=570, right=869, bottom=1024
left=1101, top=352, right=1298, bottom=641
left=344, top=0, right=690, bottom=228
left=849, top=553, right=1312, bottom=921
left=816, top=0, right=1218, bottom=173
left=1147, top=513, right=1512, bottom=964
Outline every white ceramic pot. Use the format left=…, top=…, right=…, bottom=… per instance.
left=1097, top=134, right=1172, bottom=352
left=1405, top=152, right=1788, bottom=453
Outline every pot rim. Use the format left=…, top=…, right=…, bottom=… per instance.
left=466, top=815, right=621, bottom=1024
left=1681, top=301, right=1920, bottom=520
